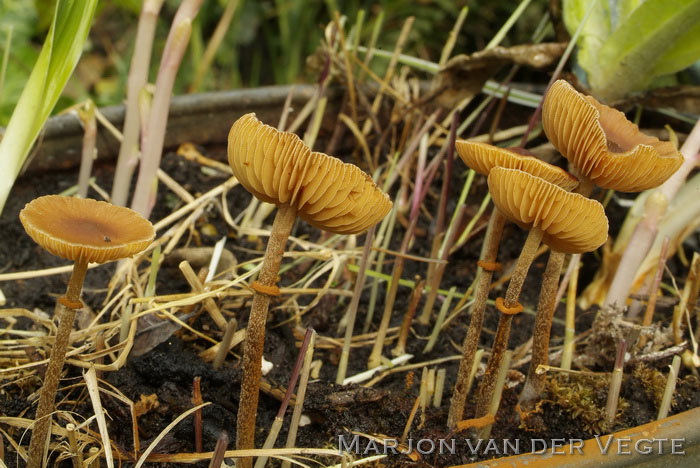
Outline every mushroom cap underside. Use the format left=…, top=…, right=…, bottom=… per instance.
left=487, top=167, right=608, bottom=254
left=228, top=113, right=392, bottom=234
left=542, top=80, right=682, bottom=192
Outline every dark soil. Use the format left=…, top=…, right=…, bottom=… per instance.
left=1, top=135, right=698, bottom=468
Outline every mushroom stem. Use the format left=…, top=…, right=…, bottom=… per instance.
left=475, top=226, right=543, bottom=418
left=64, top=259, right=89, bottom=306
left=27, top=259, right=89, bottom=468
left=518, top=249, right=566, bottom=412
left=236, top=204, right=297, bottom=467
left=447, top=209, right=506, bottom=428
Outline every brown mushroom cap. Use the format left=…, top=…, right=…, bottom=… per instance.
left=542, top=80, right=683, bottom=192
left=487, top=167, right=608, bottom=254
left=455, top=141, right=579, bottom=191
left=20, top=196, right=155, bottom=264
left=228, top=113, right=392, bottom=234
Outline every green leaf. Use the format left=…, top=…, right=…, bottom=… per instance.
left=0, top=0, right=98, bottom=214
left=562, top=0, right=611, bottom=80
left=590, top=0, right=700, bottom=101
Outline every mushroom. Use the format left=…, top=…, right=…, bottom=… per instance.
left=542, top=79, right=683, bottom=194
left=227, top=113, right=391, bottom=463
left=447, top=141, right=578, bottom=428
left=473, top=167, right=608, bottom=419
left=515, top=80, right=684, bottom=413
left=20, top=195, right=154, bottom=467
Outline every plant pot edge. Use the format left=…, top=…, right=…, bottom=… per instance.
left=449, top=405, right=700, bottom=467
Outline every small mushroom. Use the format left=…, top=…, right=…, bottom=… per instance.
left=542, top=80, right=685, bottom=316
left=474, top=167, right=608, bottom=418
left=448, top=141, right=579, bottom=428
left=228, top=113, right=391, bottom=463
left=20, top=195, right=154, bottom=467
left=487, top=167, right=607, bottom=255
left=542, top=79, right=683, bottom=192
left=456, top=141, right=579, bottom=190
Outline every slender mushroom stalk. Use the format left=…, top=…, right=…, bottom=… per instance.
left=518, top=249, right=566, bottom=411
left=447, top=141, right=578, bottom=428
left=475, top=227, right=544, bottom=417
left=20, top=195, right=154, bottom=467
left=474, top=168, right=608, bottom=419
left=236, top=204, right=297, bottom=461
left=227, top=114, right=391, bottom=467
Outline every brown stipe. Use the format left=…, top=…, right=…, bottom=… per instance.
left=227, top=113, right=391, bottom=467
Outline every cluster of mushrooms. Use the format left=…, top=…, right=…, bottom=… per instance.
left=448, top=80, right=683, bottom=427
left=17, top=79, right=683, bottom=466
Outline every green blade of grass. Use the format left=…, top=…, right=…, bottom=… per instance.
left=0, top=0, right=97, bottom=214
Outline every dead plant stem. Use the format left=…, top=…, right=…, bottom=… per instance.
left=367, top=215, right=417, bottom=369
left=282, top=330, right=316, bottom=468
left=393, top=276, right=425, bottom=358
left=111, top=0, right=165, bottom=206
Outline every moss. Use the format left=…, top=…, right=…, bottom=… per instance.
left=547, top=373, right=629, bottom=433
left=632, top=363, right=667, bottom=408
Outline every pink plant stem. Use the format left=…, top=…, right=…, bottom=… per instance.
left=131, top=0, right=204, bottom=217
left=425, top=114, right=457, bottom=312
left=605, top=117, right=700, bottom=308
left=111, top=0, right=165, bottom=207
left=605, top=191, right=667, bottom=309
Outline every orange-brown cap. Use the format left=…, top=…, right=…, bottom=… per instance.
left=20, top=196, right=155, bottom=264
left=487, top=167, right=608, bottom=254
left=228, top=113, right=392, bottom=234
left=455, top=141, right=579, bottom=191
left=542, top=80, right=683, bottom=192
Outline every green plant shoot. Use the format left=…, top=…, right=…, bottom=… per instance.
left=0, top=0, right=97, bottom=215
left=564, top=0, right=700, bottom=102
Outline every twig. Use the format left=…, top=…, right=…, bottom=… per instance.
left=335, top=225, right=376, bottom=375
left=393, top=276, right=425, bottom=357
left=208, top=432, right=229, bottom=468
left=193, top=377, right=203, bottom=453
left=658, top=355, right=682, bottom=419
left=257, top=329, right=314, bottom=468
left=281, top=330, right=316, bottom=468
left=605, top=340, right=627, bottom=425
